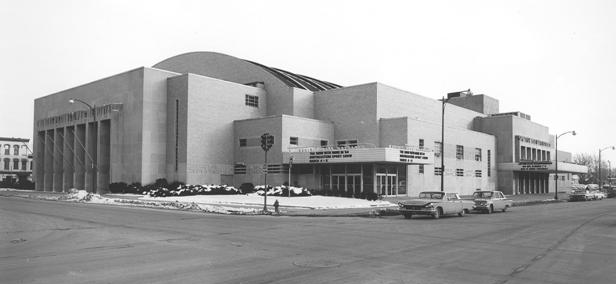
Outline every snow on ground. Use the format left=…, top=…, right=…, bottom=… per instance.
left=139, top=194, right=396, bottom=209
left=59, top=189, right=259, bottom=214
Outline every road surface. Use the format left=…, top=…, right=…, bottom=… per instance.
left=2, top=196, right=615, bottom=283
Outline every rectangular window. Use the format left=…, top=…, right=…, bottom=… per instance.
left=547, top=151, right=551, bottom=161
left=234, top=164, right=247, bottom=174
left=488, top=150, right=492, bottom=177
left=239, top=138, right=247, bottom=147
left=245, top=95, right=259, bottom=107
left=4, top=145, right=10, bottom=155
left=475, top=148, right=482, bottom=161
left=419, top=165, right=424, bottom=174
left=321, top=140, right=328, bottom=147
left=13, top=159, right=19, bottom=169
left=521, top=146, right=526, bottom=161
left=21, top=160, right=27, bottom=170
left=13, top=146, right=19, bottom=156
left=456, top=145, right=464, bottom=160
left=475, top=170, right=482, bottom=177
left=419, top=139, right=424, bottom=149
left=434, top=142, right=442, bottom=157
left=290, top=137, right=298, bottom=145
left=348, top=140, right=358, bottom=147
left=434, top=167, right=442, bottom=176
left=456, top=168, right=464, bottom=177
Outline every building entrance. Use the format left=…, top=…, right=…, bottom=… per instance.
left=332, top=174, right=362, bottom=196
left=377, top=173, right=397, bottom=196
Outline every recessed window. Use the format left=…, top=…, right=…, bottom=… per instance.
left=13, top=145, right=19, bottom=156
left=234, top=164, right=247, bottom=174
left=434, top=167, right=442, bottom=176
left=456, top=145, right=464, bottom=160
left=456, top=168, right=464, bottom=177
left=475, top=148, right=482, bottom=161
left=290, top=137, right=298, bottom=145
left=419, top=139, right=424, bottom=149
left=320, top=140, right=328, bottom=147
left=239, top=138, right=247, bottom=147
left=419, top=165, right=424, bottom=174
left=245, top=95, right=259, bottom=107
left=13, top=159, right=19, bottom=169
left=475, top=170, right=482, bottom=178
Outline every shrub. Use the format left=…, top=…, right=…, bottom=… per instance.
left=239, top=183, right=255, bottom=194
left=109, top=182, right=128, bottom=193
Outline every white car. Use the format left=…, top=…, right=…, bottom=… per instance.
left=590, top=191, right=606, bottom=200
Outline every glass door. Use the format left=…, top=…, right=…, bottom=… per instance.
left=377, top=173, right=398, bottom=196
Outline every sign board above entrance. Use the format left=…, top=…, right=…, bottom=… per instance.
left=283, top=146, right=434, bottom=165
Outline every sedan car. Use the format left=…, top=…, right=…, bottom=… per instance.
left=472, top=191, right=513, bottom=213
left=398, top=191, right=474, bottom=219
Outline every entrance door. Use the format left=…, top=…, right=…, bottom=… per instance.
left=347, top=175, right=361, bottom=196
left=377, top=173, right=398, bottom=196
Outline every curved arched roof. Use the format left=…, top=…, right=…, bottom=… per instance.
left=153, top=52, right=342, bottom=92
left=244, top=60, right=341, bottom=91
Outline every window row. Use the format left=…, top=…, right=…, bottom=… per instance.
left=1, top=144, right=28, bottom=156
left=1, top=158, right=31, bottom=171
left=424, top=140, right=484, bottom=162
left=430, top=167, right=482, bottom=178
left=520, top=146, right=551, bottom=162
left=239, top=136, right=329, bottom=148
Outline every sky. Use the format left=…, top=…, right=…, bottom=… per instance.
left=1, top=0, right=615, bottom=163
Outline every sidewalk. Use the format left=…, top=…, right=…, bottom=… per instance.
left=1, top=189, right=571, bottom=217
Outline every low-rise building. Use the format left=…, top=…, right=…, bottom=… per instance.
left=0, top=137, right=33, bottom=184
left=32, top=51, right=585, bottom=195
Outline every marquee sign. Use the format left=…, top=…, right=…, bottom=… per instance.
left=284, top=147, right=434, bottom=165
left=498, top=161, right=588, bottom=173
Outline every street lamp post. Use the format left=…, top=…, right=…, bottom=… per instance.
left=288, top=156, right=293, bottom=197
left=554, top=130, right=576, bottom=200
left=69, top=98, right=97, bottom=192
left=440, top=96, right=448, bottom=192
left=598, top=146, right=615, bottom=188
left=439, top=90, right=471, bottom=192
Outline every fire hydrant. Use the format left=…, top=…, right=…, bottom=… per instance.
left=273, top=199, right=280, bottom=214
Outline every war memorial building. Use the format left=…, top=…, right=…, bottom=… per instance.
left=33, top=52, right=587, bottom=196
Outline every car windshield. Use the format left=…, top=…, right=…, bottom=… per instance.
left=473, top=192, right=493, bottom=198
left=418, top=192, right=444, bottom=199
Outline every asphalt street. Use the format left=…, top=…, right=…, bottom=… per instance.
left=2, top=196, right=615, bottom=284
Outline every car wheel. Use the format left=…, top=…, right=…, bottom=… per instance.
left=458, top=209, right=465, bottom=217
left=486, top=205, right=493, bottom=214
left=502, top=206, right=508, bottom=212
left=433, top=208, right=442, bottom=219
left=404, top=213, right=412, bottom=219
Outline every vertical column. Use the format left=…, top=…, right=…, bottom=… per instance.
left=44, top=130, right=54, bottom=192
left=53, top=128, right=64, bottom=192
left=97, top=120, right=111, bottom=194
left=63, top=126, right=74, bottom=190
left=85, top=122, right=98, bottom=193
left=74, top=124, right=86, bottom=190
left=35, top=131, right=45, bottom=191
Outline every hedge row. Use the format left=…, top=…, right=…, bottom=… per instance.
left=254, top=185, right=311, bottom=197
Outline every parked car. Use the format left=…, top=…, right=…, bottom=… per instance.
left=590, top=190, right=606, bottom=200
left=568, top=190, right=593, bottom=201
left=398, top=191, right=474, bottom=219
left=472, top=191, right=513, bottom=213
left=606, top=186, right=616, bottom=198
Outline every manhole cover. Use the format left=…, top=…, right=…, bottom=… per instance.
left=292, top=259, right=341, bottom=268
